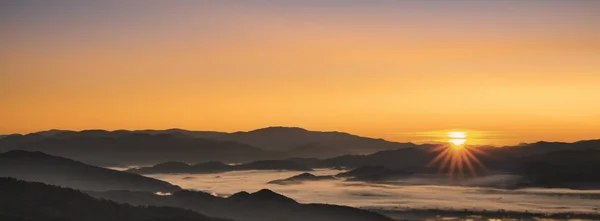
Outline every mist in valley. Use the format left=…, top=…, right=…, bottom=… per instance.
left=145, top=169, right=600, bottom=215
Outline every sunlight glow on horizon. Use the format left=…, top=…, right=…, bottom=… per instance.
left=449, top=139, right=467, bottom=146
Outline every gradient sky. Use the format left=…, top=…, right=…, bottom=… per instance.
left=2, top=0, right=600, bottom=145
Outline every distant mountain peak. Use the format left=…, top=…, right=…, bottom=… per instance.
left=247, top=126, right=309, bottom=133
left=192, top=161, right=228, bottom=167
left=245, top=126, right=352, bottom=135
left=254, top=188, right=279, bottom=195
left=228, top=191, right=251, bottom=200
left=251, top=189, right=297, bottom=204
left=227, top=189, right=297, bottom=204
left=294, top=172, right=317, bottom=179
left=155, top=161, right=190, bottom=167
left=80, top=129, right=111, bottom=133
left=267, top=172, right=336, bottom=185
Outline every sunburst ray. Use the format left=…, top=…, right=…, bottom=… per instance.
left=426, top=144, right=489, bottom=182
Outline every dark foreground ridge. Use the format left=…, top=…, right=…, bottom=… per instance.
left=0, top=150, right=181, bottom=192
left=0, top=177, right=229, bottom=221
left=90, top=189, right=394, bottom=221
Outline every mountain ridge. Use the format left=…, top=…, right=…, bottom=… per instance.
left=0, top=177, right=228, bottom=221
left=0, top=150, right=181, bottom=192
left=0, top=127, right=420, bottom=164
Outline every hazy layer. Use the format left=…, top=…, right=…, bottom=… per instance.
left=146, top=170, right=600, bottom=214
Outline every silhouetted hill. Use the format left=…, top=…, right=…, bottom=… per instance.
left=0, top=178, right=228, bottom=221
left=503, top=139, right=600, bottom=157
left=234, top=189, right=299, bottom=204
left=0, top=150, right=180, bottom=192
left=268, top=172, right=335, bottom=185
left=128, top=160, right=312, bottom=174
left=219, top=127, right=419, bottom=155
left=336, top=166, right=411, bottom=181
left=0, top=131, right=287, bottom=166
left=90, top=189, right=394, bottom=221
left=516, top=149, right=600, bottom=189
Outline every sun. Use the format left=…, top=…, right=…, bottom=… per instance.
left=426, top=130, right=489, bottom=182
left=448, top=131, right=467, bottom=146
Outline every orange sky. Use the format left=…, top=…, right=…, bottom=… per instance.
left=1, top=1, right=600, bottom=145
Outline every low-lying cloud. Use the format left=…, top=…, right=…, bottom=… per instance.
left=147, top=170, right=600, bottom=214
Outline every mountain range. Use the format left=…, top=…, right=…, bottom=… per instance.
left=0, top=150, right=394, bottom=221
left=0, top=127, right=419, bottom=165
left=2, top=127, right=600, bottom=189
